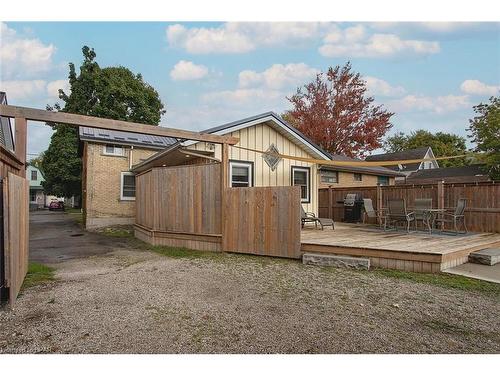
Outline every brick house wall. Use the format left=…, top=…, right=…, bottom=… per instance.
left=83, top=142, right=159, bottom=229
left=318, top=171, right=395, bottom=189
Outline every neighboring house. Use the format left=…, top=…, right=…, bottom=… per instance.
left=132, top=112, right=402, bottom=215
left=365, top=147, right=439, bottom=182
left=79, top=127, right=178, bottom=229
left=0, top=91, right=15, bottom=151
left=26, top=165, right=67, bottom=209
left=403, top=164, right=492, bottom=184
left=27, top=165, right=46, bottom=209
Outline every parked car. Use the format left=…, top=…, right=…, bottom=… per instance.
left=48, top=200, right=65, bottom=211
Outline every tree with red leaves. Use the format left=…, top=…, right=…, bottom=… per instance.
left=286, top=62, right=393, bottom=158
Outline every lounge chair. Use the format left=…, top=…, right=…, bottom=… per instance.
left=362, top=198, right=384, bottom=227
left=384, top=199, right=416, bottom=233
left=301, top=206, right=334, bottom=230
left=414, top=198, right=433, bottom=231
left=434, top=198, right=468, bottom=235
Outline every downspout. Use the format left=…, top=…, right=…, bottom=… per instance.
left=129, top=146, right=134, bottom=170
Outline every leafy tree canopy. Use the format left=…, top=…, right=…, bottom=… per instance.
left=384, top=129, right=469, bottom=168
left=285, top=62, right=393, bottom=158
left=41, top=46, right=166, bottom=198
left=467, top=96, right=500, bottom=179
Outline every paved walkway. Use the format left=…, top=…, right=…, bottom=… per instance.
left=29, top=210, right=127, bottom=263
left=445, top=263, right=500, bottom=284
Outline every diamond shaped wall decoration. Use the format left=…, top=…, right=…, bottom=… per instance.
left=263, top=143, right=281, bottom=171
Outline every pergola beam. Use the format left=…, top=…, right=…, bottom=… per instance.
left=0, top=104, right=239, bottom=145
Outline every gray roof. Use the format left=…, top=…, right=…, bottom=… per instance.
left=321, top=154, right=405, bottom=177
left=79, top=126, right=178, bottom=149
left=407, top=164, right=488, bottom=180
left=0, top=92, right=15, bottom=151
left=365, top=147, right=430, bottom=171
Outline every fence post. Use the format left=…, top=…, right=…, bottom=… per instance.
left=437, top=180, right=445, bottom=230
left=328, top=187, right=333, bottom=219
left=377, top=183, right=382, bottom=226
left=14, top=117, right=27, bottom=169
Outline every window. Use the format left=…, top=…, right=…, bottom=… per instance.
left=230, top=161, right=253, bottom=187
left=291, top=166, right=310, bottom=203
left=31, top=170, right=37, bottom=181
left=353, top=173, right=362, bottom=182
left=104, top=144, right=124, bottom=156
left=30, top=192, right=36, bottom=202
left=120, top=172, right=136, bottom=200
left=377, top=176, right=389, bottom=186
left=320, top=170, right=338, bottom=184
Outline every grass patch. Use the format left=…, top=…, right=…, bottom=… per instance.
left=65, top=208, right=83, bottom=226
left=373, top=268, right=500, bottom=297
left=21, top=262, right=55, bottom=290
left=150, top=245, right=221, bottom=260
left=98, top=226, right=134, bottom=238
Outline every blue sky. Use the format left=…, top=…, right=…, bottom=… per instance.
left=1, top=21, right=499, bottom=157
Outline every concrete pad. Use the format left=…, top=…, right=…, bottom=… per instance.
left=468, top=248, right=500, bottom=266
left=303, top=253, right=370, bottom=270
left=444, top=262, right=500, bottom=284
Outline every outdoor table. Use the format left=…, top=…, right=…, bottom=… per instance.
left=418, top=208, right=446, bottom=234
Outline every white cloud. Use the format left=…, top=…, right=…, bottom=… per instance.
left=0, top=80, right=47, bottom=100
left=319, top=25, right=440, bottom=58
left=460, top=79, right=500, bottom=96
left=166, top=22, right=325, bottom=54
left=202, top=88, right=284, bottom=106
left=364, top=76, right=406, bottom=97
left=388, top=94, right=470, bottom=114
left=238, top=63, right=319, bottom=90
left=0, top=22, right=56, bottom=79
left=1, top=79, right=69, bottom=101
left=169, top=60, right=208, bottom=81
left=46, top=79, right=70, bottom=99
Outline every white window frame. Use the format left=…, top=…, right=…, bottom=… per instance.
left=291, top=166, right=310, bottom=203
left=320, top=170, right=338, bottom=184
left=120, top=172, right=136, bottom=201
left=229, top=161, right=253, bottom=188
left=103, top=144, right=125, bottom=156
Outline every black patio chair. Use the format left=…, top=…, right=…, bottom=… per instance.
left=434, top=198, right=468, bottom=235
left=301, top=206, right=334, bottom=230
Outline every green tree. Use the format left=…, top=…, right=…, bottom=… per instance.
left=41, top=46, right=166, bottom=198
left=383, top=130, right=469, bottom=167
left=468, top=96, right=500, bottom=179
left=28, top=152, right=45, bottom=170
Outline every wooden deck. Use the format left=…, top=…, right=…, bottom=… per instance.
left=301, top=223, right=500, bottom=273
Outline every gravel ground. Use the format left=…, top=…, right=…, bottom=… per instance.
left=1, top=244, right=499, bottom=353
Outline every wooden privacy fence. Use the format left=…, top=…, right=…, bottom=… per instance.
left=1, top=144, right=28, bottom=305
left=222, top=186, right=302, bottom=259
left=135, top=163, right=222, bottom=251
left=135, top=163, right=302, bottom=258
left=319, top=181, right=500, bottom=233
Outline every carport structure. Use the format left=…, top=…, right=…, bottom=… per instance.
left=0, top=104, right=241, bottom=306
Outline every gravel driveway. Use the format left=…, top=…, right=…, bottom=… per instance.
left=0, top=212, right=499, bottom=354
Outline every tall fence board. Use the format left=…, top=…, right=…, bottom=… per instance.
left=3, top=172, right=29, bottom=304
left=319, top=181, right=500, bottom=233
left=136, top=163, right=221, bottom=235
left=222, top=186, right=301, bottom=259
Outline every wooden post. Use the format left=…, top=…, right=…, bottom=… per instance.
left=221, top=143, right=229, bottom=251
left=328, top=187, right=333, bottom=219
left=437, top=180, right=445, bottom=230
left=377, top=183, right=383, bottom=226
left=14, top=117, right=27, bottom=168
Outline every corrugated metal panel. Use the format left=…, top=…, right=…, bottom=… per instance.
left=79, top=126, right=178, bottom=149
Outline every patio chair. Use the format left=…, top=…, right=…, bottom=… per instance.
left=362, top=198, right=384, bottom=227
left=384, top=199, right=416, bottom=233
left=301, top=206, right=334, bottom=230
left=414, top=198, right=432, bottom=230
left=434, top=198, right=468, bottom=235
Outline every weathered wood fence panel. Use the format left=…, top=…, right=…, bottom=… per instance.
left=319, top=181, right=500, bottom=233
left=222, top=186, right=301, bottom=259
left=136, top=163, right=222, bottom=235
left=3, top=172, right=29, bottom=304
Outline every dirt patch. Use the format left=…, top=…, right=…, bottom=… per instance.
left=1, top=247, right=499, bottom=354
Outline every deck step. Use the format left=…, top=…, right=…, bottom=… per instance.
left=468, top=248, right=500, bottom=266
left=302, top=253, right=370, bottom=270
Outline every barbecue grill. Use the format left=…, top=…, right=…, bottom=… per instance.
left=342, top=193, right=364, bottom=222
